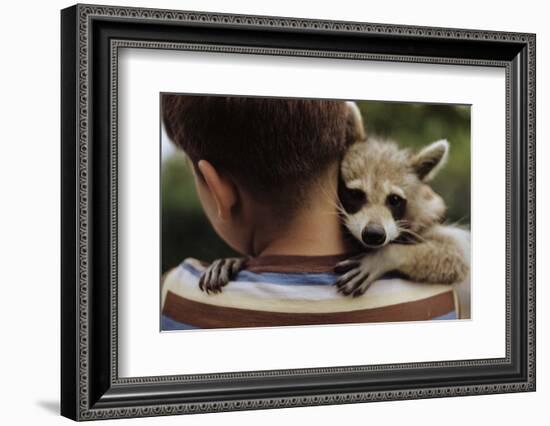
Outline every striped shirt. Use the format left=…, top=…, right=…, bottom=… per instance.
left=160, top=254, right=460, bottom=331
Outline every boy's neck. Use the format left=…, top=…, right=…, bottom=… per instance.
left=250, top=189, right=353, bottom=258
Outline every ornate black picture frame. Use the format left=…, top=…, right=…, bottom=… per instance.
left=61, top=3, right=536, bottom=421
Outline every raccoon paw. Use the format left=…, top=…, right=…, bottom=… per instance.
left=333, top=255, right=391, bottom=297
left=198, top=258, right=246, bottom=294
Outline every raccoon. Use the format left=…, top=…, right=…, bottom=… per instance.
left=334, top=137, right=469, bottom=297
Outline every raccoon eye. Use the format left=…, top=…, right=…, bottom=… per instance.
left=387, top=193, right=407, bottom=219
left=387, top=193, right=404, bottom=207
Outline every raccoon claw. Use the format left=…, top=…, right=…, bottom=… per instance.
left=335, top=268, right=372, bottom=297
left=198, top=258, right=246, bottom=294
left=334, top=259, right=361, bottom=274
left=351, top=283, right=373, bottom=297
left=334, top=255, right=390, bottom=297
left=335, top=246, right=401, bottom=297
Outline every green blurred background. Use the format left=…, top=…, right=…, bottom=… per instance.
left=161, top=100, right=470, bottom=273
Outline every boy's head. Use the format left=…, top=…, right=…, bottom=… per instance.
left=162, top=95, right=353, bottom=254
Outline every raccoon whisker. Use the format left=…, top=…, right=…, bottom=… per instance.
left=316, top=184, right=347, bottom=216
left=317, top=210, right=346, bottom=218
left=398, top=227, right=426, bottom=243
left=443, top=215, right=470, bottom=228
left=317, top=202, right=347, bottom=217
left=395, top=220, right=411, bottom=229
left=312, top=199, right=344, bottom=217
left=399, top=228, right=424, bottom=239
left=332, top=202, right=349, bottom=217
left=317, top=183, right=339, bottom=203
left=392, top=239, right=419, bottom=245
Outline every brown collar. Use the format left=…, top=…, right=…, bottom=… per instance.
left=244, top=253, right=356, bottom=273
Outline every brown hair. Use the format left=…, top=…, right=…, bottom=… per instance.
left=162, top=95, right=349, bottom=208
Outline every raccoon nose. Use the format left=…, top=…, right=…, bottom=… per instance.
left=361, top=224, right=386, bottom=247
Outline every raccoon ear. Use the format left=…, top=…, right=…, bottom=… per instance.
left=344, top=101, right=366, bottom=146
left=411, top=139, right=449, bottom=182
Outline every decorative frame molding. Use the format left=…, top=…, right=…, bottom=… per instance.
left=61, top=3, right=536, bottom=421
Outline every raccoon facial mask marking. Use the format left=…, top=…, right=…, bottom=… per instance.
left=338, top=179, right=367, bottom=214
left=386, top=193, right=407, bottom=220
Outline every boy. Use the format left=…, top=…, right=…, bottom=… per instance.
left=160, top=95, right=461, bottom=330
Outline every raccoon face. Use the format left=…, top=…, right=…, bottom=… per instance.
left=339, top=138, right=449, bottom=248
left=338, top=177, right=408, bottom=248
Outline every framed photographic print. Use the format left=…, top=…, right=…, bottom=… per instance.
left=61, top=3, right=536, bottom=421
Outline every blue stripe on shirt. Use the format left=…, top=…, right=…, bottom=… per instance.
left=180, top=261, right=399, bottom=286
left=161, top=314, right=198, bottom=330
left=432, top=311, right=458, bottom=320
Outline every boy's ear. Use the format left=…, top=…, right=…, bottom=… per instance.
left=410, top=139, right=449, bottom=182
left=197, top=160, right=238, bottom=221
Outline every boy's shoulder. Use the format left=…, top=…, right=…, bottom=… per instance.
left=161, top=258, right=206, bottom=303
left=161, top=255, right=459, bottom=319
left=161, top=256, right=347, bottom=318
left=160, top=254, right=463, bottom=330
